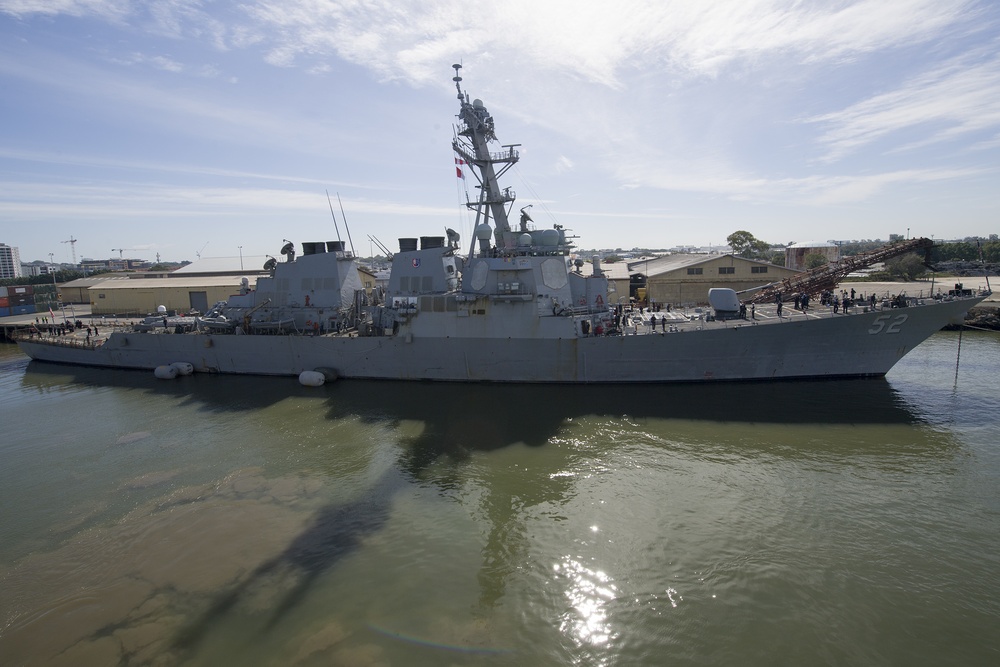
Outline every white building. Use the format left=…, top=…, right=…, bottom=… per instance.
left=19, top=262, right=57, bottom=277
left=0, top=243, right=23, bottom=279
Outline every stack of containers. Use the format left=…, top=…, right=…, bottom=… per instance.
left=4, top=285, right=36, bottom=316
left=0, top=286, right=8, bottom=317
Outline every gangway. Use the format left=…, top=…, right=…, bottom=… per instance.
left=744, top=237, right=935, bottom=304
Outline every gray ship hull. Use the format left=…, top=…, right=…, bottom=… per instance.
left=16, top=296, right=981, bottom=383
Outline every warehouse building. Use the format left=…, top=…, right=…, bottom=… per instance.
left=82, top=249, right=376, bottom=315
left=88, top=276, right=256, bottom=316
left=632, top=254, right=799, bottom=306
left=58, top=275, right=132, bottom=304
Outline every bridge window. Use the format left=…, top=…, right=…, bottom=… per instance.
left=751, top=266, right=768, bottom=274
left=718, top=267, right=735, bottom=275
left=687, top=267, right=703, bottom=275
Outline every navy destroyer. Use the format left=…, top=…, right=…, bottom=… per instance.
left=16, top=66, right=988, bottom=383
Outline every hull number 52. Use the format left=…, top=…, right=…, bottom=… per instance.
left=868, top=313, right=908, bottom=334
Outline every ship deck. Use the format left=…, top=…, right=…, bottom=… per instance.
left=617, top=299, right=908, bottom=335
left=12, top=294, right=982, bottom=350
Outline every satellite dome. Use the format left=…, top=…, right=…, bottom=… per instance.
left=540, top=229, right=560, bottom=246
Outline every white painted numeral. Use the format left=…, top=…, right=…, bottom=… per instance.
left=886, top=314, right=907, bottom=333
left=868, top=313, right=908, bottom=334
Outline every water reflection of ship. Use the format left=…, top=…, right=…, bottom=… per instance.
left=24, top=359, right=929, bottom=430
left=20, top=362, right=962, bottom=654
left=21, top=359, right=965, bottom=469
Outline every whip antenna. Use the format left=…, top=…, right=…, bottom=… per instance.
left=337, top=193, right=356, bottom=256
left=325, top=190, right=342, bottom=242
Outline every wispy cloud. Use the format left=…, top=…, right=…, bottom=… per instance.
left=0, top=0, right=131, bottom=20
left=654, top=0, right=978, bottom=74
left=2, top=0, right=998, bottom=254
left=0, top=44, right=357, bottom=154
left=106, top=51, right=185, bottom=73
left=6, top=1, right=977, bottom=84
left=809, top=49, right=1000, bottom=161
left=609, top=149, right=984, bottom=205
left=0, top=147, right=372, bottom=187
left=0, top=179, right=456, bottom=221
left=209, top=0, right=981, bottom=91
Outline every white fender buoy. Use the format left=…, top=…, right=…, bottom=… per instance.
left=298, top=370, right=325, bottom=387
left=170, top=362, right=194, bottom=376
left=154, top=365, right=178, bottom=380
left=315, top=367, right=339, bottom=382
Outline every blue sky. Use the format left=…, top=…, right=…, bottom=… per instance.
left=2, top=0, right=998, bottom=264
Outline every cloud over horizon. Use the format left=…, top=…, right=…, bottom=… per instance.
left=1, top=0, right=997, bottom=261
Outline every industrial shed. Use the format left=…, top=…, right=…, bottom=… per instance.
left=88, top=276, right=257, bottom=316
left=58, top=275, right=132, bottom=304
left=635, top=254, right=799, bottom=306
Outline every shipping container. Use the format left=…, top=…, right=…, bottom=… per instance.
left=0, top=306, right=9, bottom=318
left=11, top=304, right=36, bottom=316
left=0, top=286, right=7, bottom=297
left=9, top=294, right=34, bottom=306
left=10, top=285, right=34, bottom=295
left=0, top=296, right=8, bottom=308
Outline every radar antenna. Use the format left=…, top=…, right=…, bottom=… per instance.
left=453, top=63, right=464, bottom=100
left=519, top=205, right=533, bottom=232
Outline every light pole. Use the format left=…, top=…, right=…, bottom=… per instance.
left=239, top=246, right=243, bottom=271
left=47, top=253, right=63, bottom=322
left=48, top=253, right=57, bottom=296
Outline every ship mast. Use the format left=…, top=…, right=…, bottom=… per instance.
left=452, top=64, right=521, bottom=254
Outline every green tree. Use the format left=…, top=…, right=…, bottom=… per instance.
left=983, top=240, right=1000, bottom=263
left=727, top=231, right=770, bottom=260
left=927, top=239, right=1000, bottom=264
left=804, top=253, right=828, bottom=269
left=885, top=253, right=928, bottom=281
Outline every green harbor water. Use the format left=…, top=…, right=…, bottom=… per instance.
left=1, top=332, right=999, bottom=666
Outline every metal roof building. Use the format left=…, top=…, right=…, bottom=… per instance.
left=632, top=254, right=799, bottom=306
left=88, top=276, right=257, bottom=316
